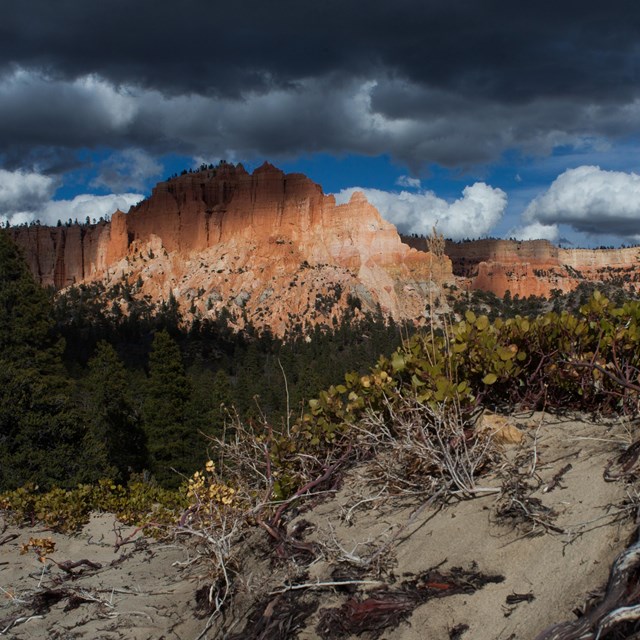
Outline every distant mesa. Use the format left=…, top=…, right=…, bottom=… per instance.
left=443, top=238, right=640, bottom=299
left=7, top=162, right=640, bottom=333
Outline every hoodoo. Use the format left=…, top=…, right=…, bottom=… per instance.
left=10, top=163, right=640, bottom=334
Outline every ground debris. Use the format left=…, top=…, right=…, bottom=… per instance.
left=604, top=438, right=640, bottom=481
left=226, top=592, right=318, bottom=640
left=330, top=565, right=371, bottom=594
left=31, top=589, right=70, bottom=615
left=544, top=463, right=573, bottom=493
left=495, top=455, right=562, bottom=535
left=316, top=565, right=504, bottom=639
left=449, top=623, right=470, bottom=639
left=505, top=591, right=535, bottom=604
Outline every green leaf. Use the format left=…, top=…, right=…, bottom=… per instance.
left=482, top=373, right=498, bottom=385
left=498, top=345, right=516, bottom=361
left=411, top=374, right=425, bottom=388
left=391, top=352, right=406, bottom=372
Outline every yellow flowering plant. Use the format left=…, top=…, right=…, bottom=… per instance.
left=185, top=460, right=242, bottom=527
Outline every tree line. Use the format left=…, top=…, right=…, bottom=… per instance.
left=0, top=231, right=406, bottom=491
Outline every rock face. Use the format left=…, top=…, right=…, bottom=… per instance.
left=9, top=219, right=126, bottom=289
left=13, top=164, right=638, bottom=332
left=444, top=239, right=640, bottom=297
left=10, top=163, right=452, bottom=334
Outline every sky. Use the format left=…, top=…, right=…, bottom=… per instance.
left=2, top=1, right=640, bottom=247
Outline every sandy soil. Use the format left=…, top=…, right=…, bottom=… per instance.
left=0, top=515, right=211, bottom=639
left=1, top=412, right=638, bottom=639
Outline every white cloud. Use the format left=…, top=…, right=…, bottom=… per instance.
left=0, top=169, right=57, bottom=213
left=395, top=175, right=421, bottom=189
left=40, top=193, right=143, bottom=225
left=0, top=165, right=144, bottom=227
left=1, top=192, right=143, bottom=227
left=523, top=165, right=640, bottom=241
left=334, top=183, right=507, bottom=240
left=510, top=221, right=559, bottom=242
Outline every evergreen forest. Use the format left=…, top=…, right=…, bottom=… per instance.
left=0, top=231, right=407, bottom=491
left=2, top=227, right=639, bottom=503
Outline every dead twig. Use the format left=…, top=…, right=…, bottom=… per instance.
left=270, top=579, right=386, bottom=595
left=49, top=558, right=102, bottom=574
left=113, top=521, right=147, bottom=551
left=543, top=463, right=573, bottom=493
left=0, top=533, right=18, bottom=546
left=357, top=392, right=499, bottom=500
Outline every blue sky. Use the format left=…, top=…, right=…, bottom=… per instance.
left=2, top=1, right=640, bottom=247
left=48, top=146, right=640, bottom=248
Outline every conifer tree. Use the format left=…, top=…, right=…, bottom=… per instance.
left=0, top=231, right=84, bottom=489
left=209, top=368, right=233, bottom=436
left=235, top=342, right=262, bottom=416
left=81, top=341, right=148, bottom=483
left=183, top=365, right=232, bottom=467
left=143, top=330, right=192, bottom=487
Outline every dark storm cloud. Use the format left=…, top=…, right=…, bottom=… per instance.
left=3, top=0, right=640, bottom=101
left=0, top=72, right=133, bottom=147
left=3, top=0, right=640, bottom=170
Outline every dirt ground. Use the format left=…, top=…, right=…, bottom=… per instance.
left=1, top=412, right=638, bottom=639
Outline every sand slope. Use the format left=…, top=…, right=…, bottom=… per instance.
left=1, top=413, right=638, bottom=639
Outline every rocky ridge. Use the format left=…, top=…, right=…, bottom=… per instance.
left=9, top=163, right=640, bottom=333
left=10, top=163, right=450, bottom=334
left=442, top=238, right=640, bottom=298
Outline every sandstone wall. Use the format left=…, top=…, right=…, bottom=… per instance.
left=9, top=222, right=111, bottom=289
left=10, top=163, right=454, bottom=332
left=444, top=239, right=640, bottom=298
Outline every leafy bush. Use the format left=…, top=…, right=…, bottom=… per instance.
left=0, top=477, right=186, bottom=534
left=290, top=292, right=640, bottom=470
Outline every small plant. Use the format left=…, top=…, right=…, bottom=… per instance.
left=20, top=537, right=56, bottom=562
left=175, top=460, right=256, bottom=616
left=357, top=393, right=497, bottom=499
left=184, top=461, right=241, bottom=525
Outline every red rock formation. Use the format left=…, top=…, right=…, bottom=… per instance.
left=10, top=222, right=111, bottom=289
left=10, top=163, right=453, bottom=333
left=12, top=169, right=640, bottom=332
left=444, top=239, right=640, bottom=298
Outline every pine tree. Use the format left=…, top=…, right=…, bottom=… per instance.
left=235, top=342, right=263, bottom=416
left=183, top=365, right=232, bottom=466
left=81, top=341, right=148, bottom=483
left=143, top=330, right=192, bottom=487
left=0, top=231, right=84, bottom=490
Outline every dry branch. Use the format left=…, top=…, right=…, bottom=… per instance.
left=357, top=393, right=499, bottom=500
left=535, top=532, right=640, bottom=639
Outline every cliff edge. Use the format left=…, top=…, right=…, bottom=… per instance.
left=10, top=163, right=452, bottom=333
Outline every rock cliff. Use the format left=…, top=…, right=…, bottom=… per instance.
left=10, top=163, right=452, bottom=334
left=13, top=165, right=639, bottom=332
left=444, top=239, right=640, bottom=297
